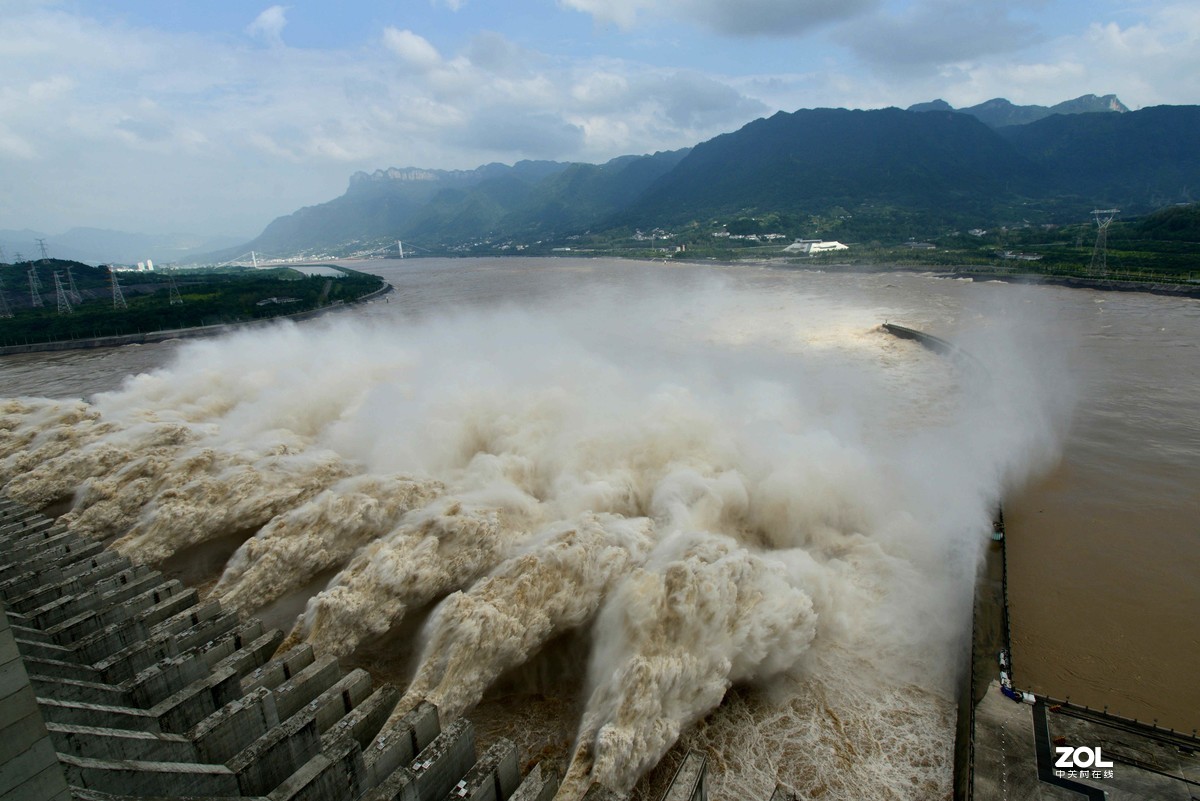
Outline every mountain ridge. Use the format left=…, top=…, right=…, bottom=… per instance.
left=907, top=93, right=1129, bottom=127
left=206, top=96, right=1196, bottom=261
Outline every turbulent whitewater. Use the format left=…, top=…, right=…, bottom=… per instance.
left=0, top=270, right=1072, bottom=799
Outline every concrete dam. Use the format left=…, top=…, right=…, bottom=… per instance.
left=0, top=496, right=726, bottom=801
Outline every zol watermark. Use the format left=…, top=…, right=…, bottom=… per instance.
left=1054, top=746, right=1115, bottom=780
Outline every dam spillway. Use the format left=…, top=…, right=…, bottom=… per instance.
left=1, top=264, right=1103, bottom=800
left=0, top=496, right=580, bottom=801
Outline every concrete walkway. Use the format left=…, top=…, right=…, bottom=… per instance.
left=973, top=681, right=1200, bottom=800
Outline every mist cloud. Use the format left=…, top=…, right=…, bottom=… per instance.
left=0, top=269, right=1075, bottom=796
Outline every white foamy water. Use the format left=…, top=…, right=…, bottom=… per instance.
left=0, top=258, right=1077, bottom=798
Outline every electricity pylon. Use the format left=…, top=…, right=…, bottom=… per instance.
left=66, top=266, right=82, bottom=304
left=53, top=272, right=73, bottom=314
left=28, top=268, right=43, bottom=307
left=1089, top=208, right=1119, bottom=277
left=0, top=277, right=13, bottom=319
left=110, top=268, right=127, bottom=310
left=168, top=274, right=183, bottom=305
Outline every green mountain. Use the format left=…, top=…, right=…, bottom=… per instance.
left=1130, top=202, right=1200, bottom=241
left=214, top=98, right=1197, bottom=258
left=616, top=107, right=1039, bottom=234
left=494, top=149, right=689, bottom=237
left=998, top=105, right=1200, bottom=210
left=221, top=161, right=570, bottom=259
left=907, top=94, right=1129, bottom=127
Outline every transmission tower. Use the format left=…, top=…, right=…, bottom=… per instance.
left=167, top=273, right=183, bottom=305
left=65, top=266, right=82, bottom=304
left=0, top=245, right=7, bottom=263
left=28, top=268, right=43, bottom=307
left=1088, top=208, right=1119, bottom=276
left=53, top=272, right=73, bottom=314
left=0, top=277, right=13, bottom=319
left=36, top=238, right=49, bottom=261
left=110, top=268, right=127, bottom=310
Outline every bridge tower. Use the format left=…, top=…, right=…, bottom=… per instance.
left=1088, top=208, right=1119, bottom=277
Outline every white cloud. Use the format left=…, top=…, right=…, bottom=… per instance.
left=246, top=5, right=289, bottom=46
left=0, top=2, right=1196, bottom=240
left=559, top=0, right=876, bottom=35
left=931, top=2, right=1200, bottom=108
left=834, top=0, right=1039, bottom=70
left=0, top=10, right=769, bottom=238
left=0, top=123, right=36, bottom=159
left=27, top=75, right=75, bottom=101
left=383, top=27, right=443, bottom=71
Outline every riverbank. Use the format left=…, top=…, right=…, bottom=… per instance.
left=0, top=281, right=392, bottom=357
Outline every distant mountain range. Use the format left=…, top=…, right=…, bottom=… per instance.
left=208, top=95, right=1198, bottom=260
left=906, top=93, right=1129, bottom=127
left=0, top=227, right=245, bottom=266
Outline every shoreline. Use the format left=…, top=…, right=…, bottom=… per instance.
left=672, top=255, right=1200, bottom=298
left=0, top=281, right=393, bottom=357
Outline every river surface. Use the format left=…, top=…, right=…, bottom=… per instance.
left=2, top=257, right=1196, bottom=754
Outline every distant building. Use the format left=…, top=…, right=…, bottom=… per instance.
left=784, top=239, right=849, bottom=254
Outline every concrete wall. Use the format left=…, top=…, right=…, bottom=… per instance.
left=0, top=604, right=71, bottom=801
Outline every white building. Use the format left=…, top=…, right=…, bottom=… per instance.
left=784, top=239, right=849, bottom=254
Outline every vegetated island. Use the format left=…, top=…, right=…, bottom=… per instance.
left=0, top=261, right=387, bottom=354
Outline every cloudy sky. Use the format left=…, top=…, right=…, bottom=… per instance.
left=2, top=0, right=1197, bottom=242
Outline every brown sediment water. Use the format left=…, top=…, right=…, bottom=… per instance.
left=1002, top=288, right=1200, bottom=734
left=1, top=257, right=1195, bottom=791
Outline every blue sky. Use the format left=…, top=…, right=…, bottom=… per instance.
left=2, top=0, right=1198, bottom=242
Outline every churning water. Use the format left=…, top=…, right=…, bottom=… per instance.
left=4, top=258, right=1189, bottom=795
